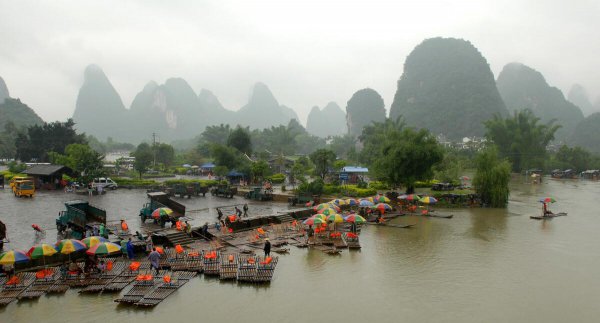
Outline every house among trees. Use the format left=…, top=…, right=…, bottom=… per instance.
left=22, top=164, right=74, bottom=189
left=340, top=166, right=369, bottom=184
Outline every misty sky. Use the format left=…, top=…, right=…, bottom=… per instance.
left=1, top=0, right=599, bottom=125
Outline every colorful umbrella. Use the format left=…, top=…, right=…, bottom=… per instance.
left=344, top=214, right=366, bottom=224
left=305, top=201, right=314, bottom=207
left=419, top=196, right=438, bottom=204
left=27, top=244, right=57, bottom=259
left=326, top=213, right=344, bottom=223
left=329, top=199, right=347, bottom=206
left=401, top=194, right=421, bottom=201
left=373, top=196, right=391, bottom=203
left=359, top=200, right=374, bottom=207
left=345, top=199, right=359, bottom=206
left=313, top=214, right=327, bottom=221
left=539, top=197, right=556, bottom=203
left=86, top=242, right=122, bottom=256
left=56, top=239, right=87, bottom=255
left=372, top=203, right=393, bottom=212
left=82, top=236, right=108, bottom=248
left=303, top=216, right=326, bottom=226
left=0, top=250, right=30, bottom=265
left=152, top=207, right=173, bottom=219
left=313, top=203, right=331, bottom=211
left=317, top=208, right=339, bottom=216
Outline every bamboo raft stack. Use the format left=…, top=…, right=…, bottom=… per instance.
left=236, top=255, right=258, bottom=282
left=254, top=256, right=278, bottom=283
left=103, top=261, right=149, bottom=292
left=185, top=251, right=203, bottom=272
left=114, top=270, right=168, bottom=304
left=134, top=271, right=197, bottom=307
left=219, top=253, right=239, bottom=280
left=80, top=261, right=126, bottom=293
left=344, top=233, right=361, bottom=249
left=202, top=250, right=220, bottom=276
left=18, top=268, right=60, bottom=300
left=0, top=272, right=36, bottom=306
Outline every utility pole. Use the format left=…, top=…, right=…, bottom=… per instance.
left=152, top=132, right=157, bottom=169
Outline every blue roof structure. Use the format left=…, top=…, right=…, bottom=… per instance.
left=227, top=170, right=245, bottom=177
left=200, top=162, right=215, bottom=169
left=342, top=166, right=369, bottom=173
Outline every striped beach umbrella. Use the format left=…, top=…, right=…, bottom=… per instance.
left=359, top=199, right=374, bottom=207
left=326, top=213, right=344, bottom=223
left=539, top=197, right=556, bottom=203
left=0, top=250, right=30, bottom=265
left=82, top=236, right=108, bottom=248
left=344, top=214, right=366, bottom=224
left=329, top=199, right=347, bottom=206
left=152, top=207, right=173, bottom=219
left=86, top=242, right=122, bottom=256
left=313, top=214, right=327, bottom=221
left=399, top=194, right=421, bottom=201
left=419, top=196, right=438, bottom=204
left=373, top=195, right=391, bottom=203
left=317, top=208, right=339, bottom=216
left=56, top=239, right=87, bottom=255
left=27, top=244, right=57, bottom=259
left=303, top=216, right=326, bottom=226
left=345, top=199, right=359, bottom=206
left=372, top=203, right=393, bottom=212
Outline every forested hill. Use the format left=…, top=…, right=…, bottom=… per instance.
left=0, top=76, right=44, bottom=129
left=570, top=112, right=600, bottom=154
left=0, top=98, right=45, bottom=129
left=389, top=37, right=508, bottom=140
left=0, top=76, right=9, bottom=103
left=496, top=63, right=584, bottom=141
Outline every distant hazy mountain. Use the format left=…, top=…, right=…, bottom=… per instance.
left=570, top=112, right=600, bottom=153
left=73, top=65, right=130, bottom=141
left=129, top=77, right=206, bottom=142
left=568, top=84, right=597, bottom=117
left=235, top=82, right=298, bottom=129
left=496, top=63, right=584, bottom=140
left=198, top=89, right=236, bottom=126
left=346, top=88, right=386, bottom=137
left=389, top=37, right=508, bottom=140
left=0, top=76, right=9, bottom=103
left=0, top=98, right=44, bottom=130
left=306, top=102, right=347, bottom=138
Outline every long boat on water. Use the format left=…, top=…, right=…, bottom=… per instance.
left=530, top=212, right=568, bottom=220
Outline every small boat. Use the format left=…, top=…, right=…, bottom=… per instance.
left=422, top=213, right=453, bottom=219
left=530, top=212, right=568, bottom=220
left=365, top=223, right=415, bottom=229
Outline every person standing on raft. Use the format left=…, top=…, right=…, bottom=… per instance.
left=263, top=238, right=271, bottom=257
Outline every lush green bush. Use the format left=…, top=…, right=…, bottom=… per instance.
left=414, top=179, right=439, bottom=188
left=112, top=177, right=159, bottom=187
left=298, top=178, right=324, bottom=195
left=322, top=184, right=376, bottom=197
left=0, top=170, right=26, bottom=181
left=368, top=181, right=390, bottom=190
left=267, top=173, right=286, bottom=184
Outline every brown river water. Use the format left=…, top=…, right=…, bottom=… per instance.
left=1, top=177, right=599, bottom=322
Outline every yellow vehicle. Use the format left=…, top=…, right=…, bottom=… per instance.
left=9, top=176, right=32, bottom=189
left=13, top=180, right=35, bottom=198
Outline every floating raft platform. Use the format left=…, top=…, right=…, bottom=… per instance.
left=79, top=261, right=126, bottom=293
left=219, top=253, right=239, bottom=280
left=202, top=250, right=220, bottom=276
left=530, top=212, right=568, bottom=220
left=135, top=271, right=197, bottom=307
left=0, top=272, right=36, bottom=306
left=18, top=269, right=60, bottom=300
left=236, top=256, right=278, bottom=283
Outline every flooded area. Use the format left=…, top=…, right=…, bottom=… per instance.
left=1, top=177, right=600, bottom=322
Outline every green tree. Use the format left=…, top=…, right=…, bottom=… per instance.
left=359, top=117, right=406, bottom=165
left=251, top=160, right=269, bottom=183
left=371, top=128, right=443, bottom=193
left=16, top=119, right=86, bottom=162
left=201, top=124, right=231, bottom=145
left=48, top=143, right=105, bottom=183
left=132, top=143, right=153, bottom=178
left=291, top=157, right=310, bottom=187
left=155, top=143, right=175, bottom=169
left=211, top=144, right=241, bottom=170
left=227, top=126, right=252, bottom=155
left=484, top=110, right=560, bottom=172
left=473, top=147, right=511, bottom=207
left=552, top=145, right=592, bottom=172
left=309, top=148, right=336, bottom=180
left=213, top=165, right=229, bottom=178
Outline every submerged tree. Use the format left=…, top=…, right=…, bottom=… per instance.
left=484, top=110, right=560, bottom=172
left=473, top=147, right=511, bottom=207
left=371, top=127, right=443, bottom=193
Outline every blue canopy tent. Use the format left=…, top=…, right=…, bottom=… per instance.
left=226, top=170, right=246, bottom=184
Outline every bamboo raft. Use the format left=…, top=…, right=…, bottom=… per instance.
left=134, top=271, right=197, bottom=307
left=219, top=253, right=239, bottom=280
left=344, top=233, right=361, bottom=249
left=236, top=255, right=278, bottom=283
left=103, top=261, right=149, bottom=292
left=79, top=261, right=126, bottom=293
left=0, top=272, right=36, bottom=306
left=18, top=269, right=60, bottom=300
left=202, top=250, right=220, bottom=276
